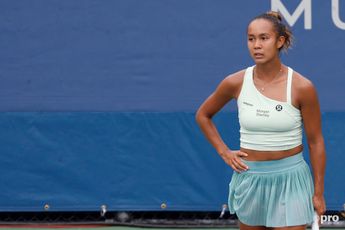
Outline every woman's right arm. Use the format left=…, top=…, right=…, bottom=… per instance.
left=195, top=72, right=248, bottom=172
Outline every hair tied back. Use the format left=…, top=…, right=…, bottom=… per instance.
left=266, top=11, right=282, bottom=22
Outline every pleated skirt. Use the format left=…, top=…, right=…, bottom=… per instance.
left=228, top=152, right=314, bottom=227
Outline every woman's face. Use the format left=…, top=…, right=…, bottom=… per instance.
left=247, top=19, right=284, bottom=64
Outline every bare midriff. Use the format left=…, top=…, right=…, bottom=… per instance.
left=240, top=144, right=303, bottom=161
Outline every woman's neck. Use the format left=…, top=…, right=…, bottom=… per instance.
left=255, top=59, right=283, bottom=80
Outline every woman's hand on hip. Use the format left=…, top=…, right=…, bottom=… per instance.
left=220, top=150, right=249, bottom=172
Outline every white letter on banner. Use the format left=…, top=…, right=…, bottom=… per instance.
left=271, top=0, right=312, bottom=29
left=332, top=0, right=345, bottom=29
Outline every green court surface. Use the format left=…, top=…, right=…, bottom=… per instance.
left=0, top=227, right=344, bottom=230
left=0, top=227, right=237, bottom=230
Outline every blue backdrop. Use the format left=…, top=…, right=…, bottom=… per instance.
left=0, top=0, right=344, bottom=212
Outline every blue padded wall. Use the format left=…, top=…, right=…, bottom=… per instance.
left=0, top=0, right=344, bottom=211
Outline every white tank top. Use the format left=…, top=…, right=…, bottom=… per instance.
left=237, top=66, right=302, bottom=151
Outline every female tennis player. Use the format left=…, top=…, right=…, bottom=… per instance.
left=195, top=11, right=326, bottom=229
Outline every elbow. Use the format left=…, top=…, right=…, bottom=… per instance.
left=195, top=109, right=203, bottom=125
left=195, top=108, right=212, bottom=125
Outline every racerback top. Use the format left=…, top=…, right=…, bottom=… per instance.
left=237, top=66, right=302, bottom=151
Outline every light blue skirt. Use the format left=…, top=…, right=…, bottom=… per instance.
left=228, top=152, right=314, bottom=227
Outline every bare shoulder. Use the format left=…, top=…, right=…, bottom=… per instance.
left=196, top=69, right=247, bottom=115
left=219, top=69, right=246, bottom=98
left=292, top=70, right=318, bottom=104
left=223, top=69, right=246, bottom=83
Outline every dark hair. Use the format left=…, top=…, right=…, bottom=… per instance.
left=252, top=11, right=293, bottom=52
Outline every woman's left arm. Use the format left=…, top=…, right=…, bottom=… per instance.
left=299, top=79, right=326, bottom=216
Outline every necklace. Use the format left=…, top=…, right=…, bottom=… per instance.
left=254, top=66, right=282, bottom=92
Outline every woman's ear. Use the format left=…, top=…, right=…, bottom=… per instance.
left=277, top=36, right=286, bottom=50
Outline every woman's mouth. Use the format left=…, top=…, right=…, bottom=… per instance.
left=254, top=53, right=264, bottom=58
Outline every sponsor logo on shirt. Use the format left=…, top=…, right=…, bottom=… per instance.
left=243, top=101, right=253, bottom=106
left=276, top=104, right=283, bottom=111
left=256, top=109, right=270, bottom=117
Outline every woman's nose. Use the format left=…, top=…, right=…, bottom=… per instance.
left=254, top=40, right=262, bottom=49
